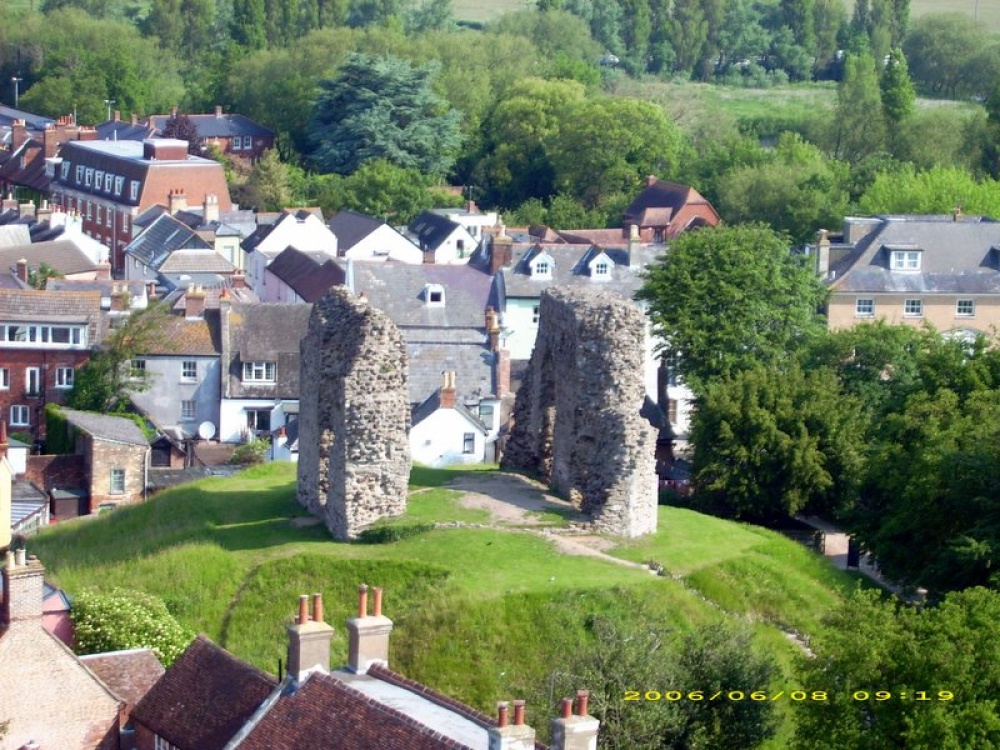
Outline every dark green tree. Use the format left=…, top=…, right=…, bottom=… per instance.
left=880, top=47, right=915, bottom=129
left=309, top=53, right=462, bottom=178
left=232, top=0, right=266, bottom=50
left=637, top=224, right=828, bottom=387
left=27, top=262, right=64, bottom=291
left=690, top=364, right=865, bottom=521
left=669, top=0, right=708, bottom=77
left=903, top=13, right=986, bottom=98
left=161, top=113, right=202, bottom=154
left=829, top=48, right=885, bottom=165
left=619, top=0, right=651, bottom=75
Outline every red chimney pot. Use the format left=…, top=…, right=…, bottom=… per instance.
left=560, top=697, right=573, bottom=718
left=358, top=583, right=369, bottom=617
left=297, top=594, right=309, bottom=624
left=372, top=586, right=383, bottom=617
left=312, top=593, right=324, bottom=623
left=497, top=702, right=509, bottom=727
left=513, top=700, right=526, bottom=726
left=576, top=690, right=590, bottom=716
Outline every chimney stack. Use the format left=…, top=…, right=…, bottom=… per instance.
left=95, top=261, right=112, bottom=281
left=185, top=285, right=206, bottom=319
left=627, top=224, right=640, bottom=268
left=495, top=349, right=511, bottom=398
left=2, top=194, right=18, bottom=213
left=486, top=306, right=501, bottom=353
left=230, top=269, right=246, bottom=290
left=815, top=228, right=831, bottom=277
left=203, top=193, right=220, bottom=224
left=12, top=120, right=28, bottom=151
left=439, top=371, right=457, bottom=409
left=346, top=583, right=393, bottom=674
left=36, top=200, right=53, bottom=225
left=110, top=284, right=130, bottom=312
left=286, top=593, right=334, bottom=682
left=15, top=258, right=28, bottom=283
left=488, top=698, right=536, bottom=750
left=18, top=201, right=36, bottom=220
left=215, top=105, right=223, bottom=118
left=168, top=188, right=187, bottom=214
left=0, top=420, right=8, bottom=461
left=550, top=690, right=600, bottom=750
left=490, top=230, right=514, bottom=275
left=2, top=551, right=46, bottom=626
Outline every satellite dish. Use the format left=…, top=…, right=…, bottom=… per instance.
left=197, top=421, right=217, bottom=440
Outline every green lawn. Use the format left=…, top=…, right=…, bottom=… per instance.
left=28, top=463, right=865, bottom=743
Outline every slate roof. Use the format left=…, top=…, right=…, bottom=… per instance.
left=141, top=310, right=221, bottom=356
left=79, top=648, right=165, bottom=715
left=622, top=178, right=717, bottom=234
left=829, top=215, right=1000, bottom=294
left=223, top=303, right=312, bottom=398
left=407, top=340, right=494, bottom=404
left=125, top=213, right=212, bottom=270
left=267, top=246, right=345, bottom=302
left=94, top=120, right=157, bottom=142
left=159, top=248, right=235, bottom=274
left=131, top=635, right=278, bottom=750
left=500, top=242, right=660, bottom=300
left=148, top=111, right=275, bottom=139
left=0, top=104, right=55, bottom=131
left=0, top=239, right=102, bottom=277
left=60, top=408, right=149, bottom=446
left=174, top=206, right=257, bottom=239
left=347, top=262, right=493, bottom=329
left=328, top=210, right=386, bottom=252
left=408, top=211, right=463, bottom=251
left=0, top=288, right=104, bottom=344
left=411, top=388, right=489, bottom=432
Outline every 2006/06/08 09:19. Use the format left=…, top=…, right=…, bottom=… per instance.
left=624, top=690, right=955, bottom=702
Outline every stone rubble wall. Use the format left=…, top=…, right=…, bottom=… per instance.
left=502, top=287, right=657, bottom=537
left=297, top=287, right=411, bottom=540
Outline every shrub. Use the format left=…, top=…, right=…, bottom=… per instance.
left=231, top=438, right=271, bottom=465
left=71, top=587, right=193, bottom=665
left=356, top=523, right=436, bottom=544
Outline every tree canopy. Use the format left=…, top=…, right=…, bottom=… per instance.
left=308, top=52, right=462, bottom=178
left=637, top=223, right=828, bottom=388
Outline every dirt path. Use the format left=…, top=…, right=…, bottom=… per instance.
left=444, top=472, right=649, bottom=570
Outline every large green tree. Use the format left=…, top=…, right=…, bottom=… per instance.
left=309, top=53, right=462, bottom=178
left=828, top=48, right=886, bottom=165
left=793, top=587, right=1000, bottom=749
left=858, top=165, right=1000, bottom=216
left=637, top=224, right=828, bottom=388
left=690, top=364, right=865, bottom=521
left=904, top=13, right=987, bottom=98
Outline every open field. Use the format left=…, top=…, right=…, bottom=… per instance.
left=28, top=462, right=874, bottom=745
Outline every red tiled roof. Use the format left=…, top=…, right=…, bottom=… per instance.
left=130, top=635, right=277, bottom=750
left=140, top=310, right=221, bottom=356
left=80, top=647, right=165, bottom=713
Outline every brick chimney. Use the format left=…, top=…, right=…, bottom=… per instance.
left=18, top=201, right=35, bottom=220
left=215, top=105, right=223, bottom=118
left=95, top=261, right=112, bottom=281
left=550, top=690, right=600, bottom=750
left=168, top=188, right=188, bottom=214
left=12, top=120, right=29, bottom=151
left=130, top=113, right=139, bottom=126
left=645, top=174, right=658, bottom=188
left=346, top=584, right=393, bottom=674
left=36, top=200, right=53, bottom=225
left=815, top=228, right=830, bottom=277
left=2, top=194, right=17, bottom=213
left=486, top=306, right=501, bottom=352
left=185, top=285, right=206, bottom=319
left=287, top=593, right=334, bottom=682
left=2, top=550, right=45, bottom=626
left=627, top=223, right=640, bottom=268
left=203, top=193, right=220, bottom=224
left=495, top=349, right=511, bottom=397
left=15, top=258, right=28, bottom=283
left=110, top=284, right=130, bottom=312
left=439, top=371, right=457, bottom=409
left=230, top=270, right=246, bottom=290
left=490, top=228, right=514, bottom=274
left=43, top=125, right=59, bottom=158
left=488, top=699, right=536, bottom=750
left=113, top=110, right=121, bottom=122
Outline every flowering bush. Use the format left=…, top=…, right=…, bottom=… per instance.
left=71, top=588, right=193, bottom=666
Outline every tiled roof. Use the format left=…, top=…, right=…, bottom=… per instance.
left=0, top=104, right=55, bottom=130
left=328, top=210, right=385, bottom=252
left=140, top=310, right=221, bottom=356
left=623, top=179, right=698, bottom=223
left=829, top=215, right=1000, bottom=294
left=159, top=248, right=235, bottom=274
left=267, top=246, right=345, bottom=302
left=0, top=288, right=104, bottom=344
left=94, top=120, right=157, bottom=141
left=411, top=388, right=489, bottom=431
left=79, top=648, right=165, bottom=714
left=131, top=635, right=278, bottom=750
left=408, top=211, right=462, bottom=251
left=60, top=408, right=149, bottom=445
left=0, top=223, right=33, bottom=247
left=224, top=303, right=312, bottom=398
left=0, top=238, right=102, bottom=277
left=406, top=339, right=494, bottom=404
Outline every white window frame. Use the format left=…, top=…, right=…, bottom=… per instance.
left=105, top=205, right=112, bottom=228
left=130, top=180, right=140, bottom=201
left=181, top=360, right=197, bottom=381
left=105, top=172, right=113, bottom=192
left=25, top=367, right=40, bottom=396
left=479, top=403, right=495, bottom=428
left=904, top=299, right=923, bottom=317
left=855, top=298, right=875, bottom=317
left=181, top=400, right=196, bottom=421
left=110, top=468, right=126, bottom=495
left=55, top=367, right=74, bottom=389
left=890, top=250, right=921, bottom=271
left=154, top=736, right=180, bottom=750
left=84, top=168, right=93, bottom=187
left=594, top=260, right=610, bottom=277
left=532, top=305, right=540, bottom=325
left=95, top=170, right=104, bottom=190
left=129, top=358, right=146, bottom=379
left=232, top=137, right=242, bottom=152
left=96, top=205, right=102, bottom=224
left=75, top=165, right=84, bottom=183
left=533, top=260, right=551, bottom=278
left=86, top=201, right=93, bottom=220
left=114, top=175, right=124, bottom=196
left=60, top=161, right=71, bottom=180
left=0, top=367, right=7, bottom=389
left=10, top=405, right=29, bottom=426
left=243, top=136, right=253, bottom=150
left=956, top=299, right=975, bottom=317
left=463, top=432, right=475, bottom=454
left=242, top=361, right=276, bottom=382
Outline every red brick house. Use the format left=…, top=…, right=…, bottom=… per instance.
left=0, top=288, right=104, bottom=443
left=620, top=176, right=720, bottom=243
left=148, top=106, right=275, bottom=164
left=50, top=139, right=232, bottom=275
left=131, top=587, right=599, bottom=750
left=0, top=117, right=97, bottom=198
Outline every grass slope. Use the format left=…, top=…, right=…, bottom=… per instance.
left=30, top=463, right=866, bottom=744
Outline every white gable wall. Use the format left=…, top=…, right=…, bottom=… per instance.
left=343, top=225, right=423, bottom=264
left=411, top=409, right=487, bottom=467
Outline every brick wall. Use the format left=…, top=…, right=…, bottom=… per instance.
left=87, top=436, right=148, bottom=510
left=25, top=454, right=87, bottom=492
left=0, top=350, right=91, bottom=442
left=2, top=556, right=45, bottom=623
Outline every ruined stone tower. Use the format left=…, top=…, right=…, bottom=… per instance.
left=501, top=287, right=657, bottom=537
left=297, top=287, right=411, bottom=540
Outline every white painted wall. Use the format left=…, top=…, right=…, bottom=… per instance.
left=410, top=409, right=487, bottom=467
left=429, top=225, right=478, bottom=264
left=342, top=225, right=422, bottom=264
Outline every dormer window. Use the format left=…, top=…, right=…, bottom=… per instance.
left=590, top=253, right=612, bottom=280
left=424, top=283, right=446, bottom=306
left=530, top=253, right=554, bottom=279
left=243, top=361, right=275, bottom=382
left=890, top=249, right=921, bottom=271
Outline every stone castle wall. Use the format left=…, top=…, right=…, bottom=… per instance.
left=502, top=287, right=657, bottom=537
left=297, top=288, right=411, bottom=540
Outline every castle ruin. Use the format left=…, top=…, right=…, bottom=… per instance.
left=501, top=287, right=657, bottom=537
left=297, top=288, right=411, bottom=540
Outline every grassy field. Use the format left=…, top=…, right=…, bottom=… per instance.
left=28, top=462, right=871, bottom=745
